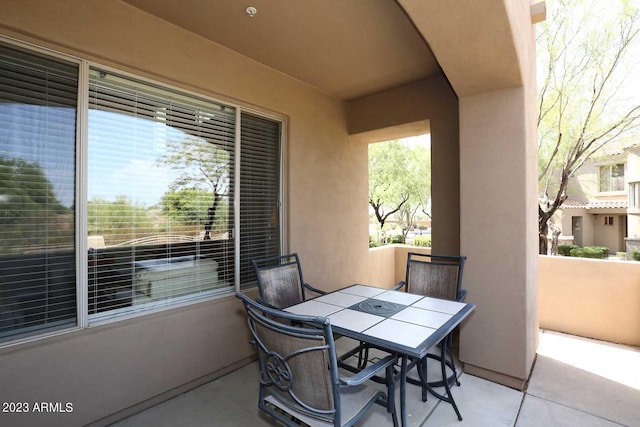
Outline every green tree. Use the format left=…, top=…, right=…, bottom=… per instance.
left=157, top=136, right=231, bottom=240
left=0, top=157, right=72, bottom=254
left=397, top=144, right=431, bottom=237
left=160, top=188, right=228, bottom=235
left=537, top=0, right=640, bottom=254
left=88, top=196, right=156, bottom=246
left=369, top=140, right=430, bottom=235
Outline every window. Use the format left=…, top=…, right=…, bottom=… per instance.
left=630, top=182, right=640, bottom=211
left=239, top=112, right=281, bottom=284
left=603, top=216, right=614, bottom=226
left=0, top=43, right=79, bottom=340
left=599, top=164, right=624, bottom=192
left=0, top=40, right=282, bottom=342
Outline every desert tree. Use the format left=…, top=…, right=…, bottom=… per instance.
left=369, top=139, right=430, bottom=238
left=537, top=0, right=640, bottom=254
left=157, top=136, right=231, bottom=240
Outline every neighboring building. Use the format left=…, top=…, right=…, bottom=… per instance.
left=559, top=144, right=640, bottom=257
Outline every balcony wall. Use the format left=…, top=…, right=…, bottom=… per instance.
left=364, top=244, right=432, bottom=288
left=373, top=248, right=640, bottom=349
left=539, top=255, right=640, bottom=347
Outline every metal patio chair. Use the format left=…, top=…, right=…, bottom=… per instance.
left=236, top=292, right=399, bottom=427
left=395, top=252, right=467, bottom=420
left=251, top=253, right=325, bottom=309
left=252, top=253, right=366, bottom=368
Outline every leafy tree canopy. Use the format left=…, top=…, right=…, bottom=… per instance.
left=537, top=0, right=640, bottom=254
left=369, top=139, right=430, bottom=233
left=0, top=157, right=72, bottom=253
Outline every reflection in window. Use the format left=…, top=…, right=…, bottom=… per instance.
left=0, top=43, right=78, bottom=341
left=599, top=164, right=624, bottom=192
left=87, top=68, right=235, bottom=314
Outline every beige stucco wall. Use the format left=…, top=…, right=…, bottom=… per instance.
left=539, top=255, right=640, bottom=346
left=348, top=76, right=461, bottom=256
left=399, top=0, right=540, bottom=389
left=364, top=245, right=432, bottom=289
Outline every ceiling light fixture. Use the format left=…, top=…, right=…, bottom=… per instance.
left=245, top=6, right=257, bottom=18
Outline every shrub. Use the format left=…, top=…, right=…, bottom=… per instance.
left=569, top=246, right=609, bottom=259
left=388, top=234, right=406, bottom=244
left=632, top=250, right=640, bottom=261
left=413, top=236, right=432, bottom=248
left=558, top=244, right=578, bottom=256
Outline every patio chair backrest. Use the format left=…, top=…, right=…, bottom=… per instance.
left=252, top=253, right=305, bottom=309
left=406, top=253, right=466, bottom=301
left=236, top=293, right=340, bottom=424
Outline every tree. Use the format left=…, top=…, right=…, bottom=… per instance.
left=160, top=188, right=228, bottom=235
left=537, top=0, right=640, bottom=254
left=368, top=140, right=430, bottom=236
left=397, top=144, right=431, bottom=237
left=157, top=136, right=231, bottom=240
left=0, top=157, right=72, bottom=254
left=88, top=196, right=156, bottom=246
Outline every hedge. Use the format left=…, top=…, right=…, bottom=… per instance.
left=413, top=236, right=432, bottom=248
left=558, top=244, right=578, bottom=256
left=569, top=246, right=609, bottom=259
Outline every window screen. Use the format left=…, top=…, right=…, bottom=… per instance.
left=0, top=43, right=78, bottom=341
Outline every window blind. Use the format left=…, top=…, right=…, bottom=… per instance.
left=87, top=68, right=235, bottom=315
left=239, top=112, right=281, bottom=287
left=0, top=43, right=78, bottom=341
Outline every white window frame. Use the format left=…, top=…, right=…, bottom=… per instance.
left=629, top=181, right=640, bottom=213
left=598, top=163, right=625, bottom=194
left=0, top=35, right=286, bottom=345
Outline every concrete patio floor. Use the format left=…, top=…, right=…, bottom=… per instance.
left=111, top=330, right=640, bottom=426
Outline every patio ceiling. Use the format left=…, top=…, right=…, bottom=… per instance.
left=122, top=0, right=442, bottom=101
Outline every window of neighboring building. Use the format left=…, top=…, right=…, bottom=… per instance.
left=0, top=39, right=282, bottom=343
left=599, top=163, right=624, bottom=192
left=630, top=181, right=640, bottom=211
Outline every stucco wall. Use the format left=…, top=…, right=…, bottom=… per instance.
left=348, top=77, right=460, bottom=256
left=348, top=0, right=541, bottom=390
left=539, top=255, right=640, bottom=347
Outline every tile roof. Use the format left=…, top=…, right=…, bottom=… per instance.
left=562, top=199, right=628, bottom=209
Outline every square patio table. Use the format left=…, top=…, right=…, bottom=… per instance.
left=284, top=284, right=476, bottom=427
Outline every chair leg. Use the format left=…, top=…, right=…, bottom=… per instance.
left=385, top=363, right=399, bottom=427
left=445, top=335, right=460, bottom=387
left=441, top=341, right=462, bottom=421
left=432, top=339, right=463, bottom=421
left=357, top=343, right=369, bottom=369
left=425, top=334, right=459, bottom=388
